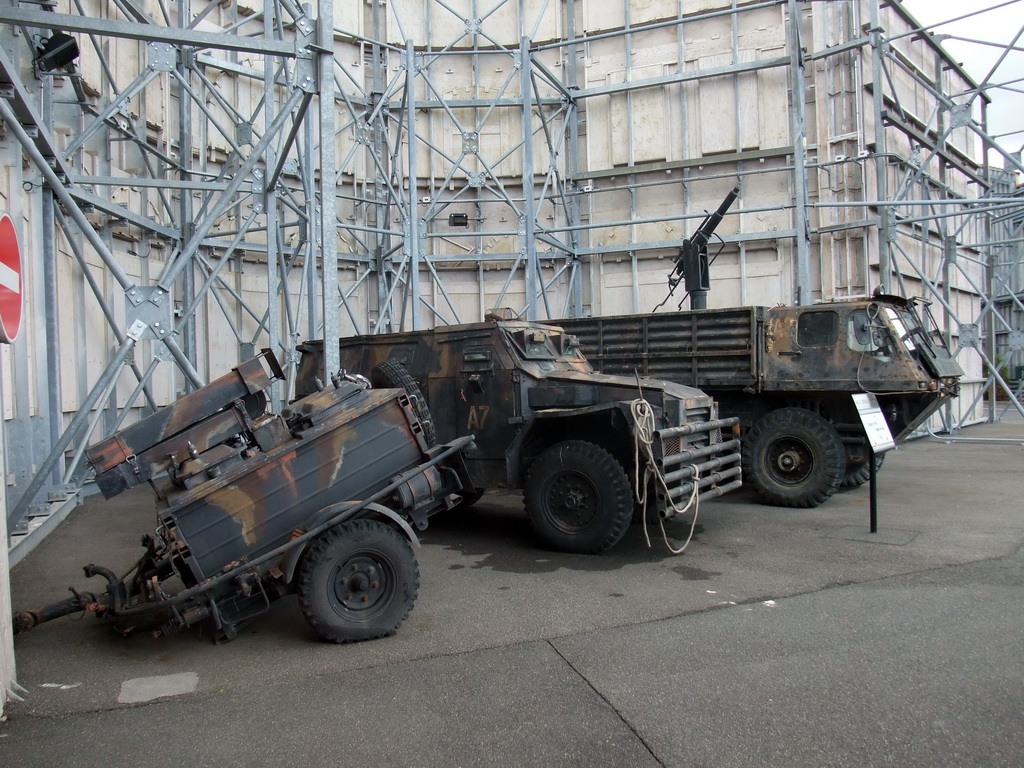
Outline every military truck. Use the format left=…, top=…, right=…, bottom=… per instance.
left=296, top=320, right=742, bottom=554
left=556, top=295, right=962, bottom=508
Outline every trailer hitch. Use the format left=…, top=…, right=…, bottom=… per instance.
left=12, top=587, right=104, bottom=635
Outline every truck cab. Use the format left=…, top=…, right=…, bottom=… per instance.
left=762, top=296, right=961, bottom=439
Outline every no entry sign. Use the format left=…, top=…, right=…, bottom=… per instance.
left=0, top=212, right=22, bottom=344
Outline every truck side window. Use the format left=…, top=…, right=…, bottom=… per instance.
left=462, top=346, right=494, bottom=372
left=848, top=307, right=894, bottom=359
left=797, top=311, right=838, bottom=347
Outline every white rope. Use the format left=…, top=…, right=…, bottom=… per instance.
left=631, top=397, right=701, bottom=555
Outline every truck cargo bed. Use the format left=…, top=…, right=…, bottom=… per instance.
left=557, top=307, right=762, bottom=391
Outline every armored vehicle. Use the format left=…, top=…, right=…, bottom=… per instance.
left=557, top=295, right=962, bottom=508
left=296, top=320, right=742, bottom=554
left=14, top=351, right=473, bottom=643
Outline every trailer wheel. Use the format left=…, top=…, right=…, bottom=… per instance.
left=297, top=519, right=419, bottom=643
left=370, top=359, right=437, bottom=447
left=841, top=453, right=885, bottom=488
left=524, top=440, right=633, bottom=554
left=743, top=408, right=844, bottom=508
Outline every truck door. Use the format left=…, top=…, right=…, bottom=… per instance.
left=763, top=308, right=853, bottom=389
left=455, top=345, right=517, bottom=467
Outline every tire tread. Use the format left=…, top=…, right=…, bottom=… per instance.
left=742, top=407, right=844, bottom=508
left=370, top=359, right=437, bottom=447
left=296, top=519, right=419, bottom=643
left=524, top=440, right=633, bottom=554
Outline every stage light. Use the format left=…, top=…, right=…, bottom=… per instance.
left=36, top=32, right=79, bottom=72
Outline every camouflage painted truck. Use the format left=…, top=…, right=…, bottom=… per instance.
left=556, top=295, right=962, bottom=508
left=295, top=319, right=743, bottom=554
left=14, top=350, right=473, bottom=643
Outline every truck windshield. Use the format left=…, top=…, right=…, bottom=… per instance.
left=506, top=327, right=586, bottom=363
left=916, top=302, right=955, bottom=355
left=885, top=308, right=917, bottom=351
left=849, top=300, right=960, bottom=375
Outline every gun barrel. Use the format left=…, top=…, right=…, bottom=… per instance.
left=692, top=186, right=740, bottom=248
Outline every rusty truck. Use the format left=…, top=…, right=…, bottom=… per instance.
left=14, top=350, right=473, bottom=643
left=556, top=295, right=962, bottom=508
left=295, top=320, right=743, bottom=554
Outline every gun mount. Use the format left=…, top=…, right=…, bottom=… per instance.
left=665, top=186, right=740, bottom=310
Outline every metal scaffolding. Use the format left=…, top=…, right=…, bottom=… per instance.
left=1, top=0, right=1022, bottom=553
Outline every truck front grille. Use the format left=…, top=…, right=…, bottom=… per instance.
left=652, top=416, right=742, bottom=518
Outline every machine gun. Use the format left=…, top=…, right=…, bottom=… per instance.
left=665, top=186, right=740, bottom=310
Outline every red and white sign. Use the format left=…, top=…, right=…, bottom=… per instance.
left=0, top=212, right=22, bottom=344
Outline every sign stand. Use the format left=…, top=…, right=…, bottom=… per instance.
left=852, top=393, right=895, bottom=534
left=869, top=446, right=879, bottom=533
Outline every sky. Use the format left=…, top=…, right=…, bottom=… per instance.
left=899, top=0, right=1024, bottom=169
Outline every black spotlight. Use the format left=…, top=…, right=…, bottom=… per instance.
left=36, top=32, right=80, bottom=72
left=448, top=212, right=469, bottom=227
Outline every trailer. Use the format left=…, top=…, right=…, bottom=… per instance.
left=13, top=350, right=473, bottom=643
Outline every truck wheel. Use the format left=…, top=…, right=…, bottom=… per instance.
left=743, top=408, right=844, bottom=508
left=841, top=453, right=885, bottom=488
left=371, top=359, right=436, bottom=446
left=524, top=440, right=633, bottom=554
left=297, top=519, right=419, bottom=643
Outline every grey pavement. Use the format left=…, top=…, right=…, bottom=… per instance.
left=2, top=417, right=1023, bottom=767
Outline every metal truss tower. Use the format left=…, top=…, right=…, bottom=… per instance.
left=1, top=0, right=1022, bottom=552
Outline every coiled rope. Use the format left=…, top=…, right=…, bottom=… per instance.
left=631, top=397, right=701, bottom=555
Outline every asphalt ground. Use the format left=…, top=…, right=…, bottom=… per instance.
left=2, top=416, right=1022, bottom=767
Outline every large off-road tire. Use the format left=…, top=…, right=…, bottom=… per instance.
left=524, top=440, right=633, bottom=554
left=370, top=359, right=436, bottom=447
left=743, top=408, right=845, bottom=508
left=841, top=453, right=886, bottom=488
left=297, top=519, right=419, bottom=643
